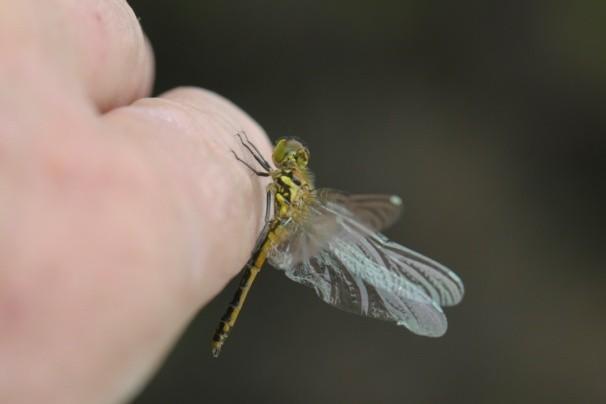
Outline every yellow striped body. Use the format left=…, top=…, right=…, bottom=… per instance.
left=211, top=224, right=289, bottom=357
left=211, top=137, right=315, bottom=357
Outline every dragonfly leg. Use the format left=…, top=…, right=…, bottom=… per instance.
left=252, top=190, right=272, bottom=250
left=235, top=130, right=272, bottom=171
left=263, top=188, right=272, bottom=223
left=231, top=150, right=270, bottom=177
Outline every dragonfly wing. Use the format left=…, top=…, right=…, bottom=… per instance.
left=318, top=189, right=464, bottom=307
left=268, top=192, right=463, bottom=336
left=284, top=232, right=448, bottom=337
left=368, top=234, right=465, bottom=307
left=317, top=189, right=403, bottom=232
left=268, top=189, right=403, bottom=267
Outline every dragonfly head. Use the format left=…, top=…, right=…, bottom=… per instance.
left=272, top=138, right=310, bottom=169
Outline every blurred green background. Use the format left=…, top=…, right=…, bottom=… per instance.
left=128, top=1, right=606, bottom=403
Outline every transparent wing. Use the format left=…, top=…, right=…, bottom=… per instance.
left=268, top=190, right=464, bottom=337
left=317, top=189, right=403, bottom=232
left=318, top=189, right=464, bottom=306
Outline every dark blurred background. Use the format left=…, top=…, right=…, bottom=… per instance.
left=128, top=1, right=606, bottom=403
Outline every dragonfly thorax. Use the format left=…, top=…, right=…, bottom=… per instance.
left=270, top=167, right=315, bottom=223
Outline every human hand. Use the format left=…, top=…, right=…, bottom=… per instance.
left=0, top=1, right=271, bottom=403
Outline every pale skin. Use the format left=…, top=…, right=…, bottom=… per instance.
left=0, top=1, right=272, bottom=403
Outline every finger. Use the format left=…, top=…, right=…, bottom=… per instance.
left=0, top=0, right=153, bottom=111
left=104, top=86, right=274, bottom=300
left=98, top=88, right=273, bottom=398
left=0, top=87, right=272, bottom=403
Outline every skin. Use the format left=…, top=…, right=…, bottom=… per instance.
left=0, top=1, right=272, bottom=403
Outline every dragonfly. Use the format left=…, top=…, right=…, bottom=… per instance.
left=211, top=132, right=464, bottom=357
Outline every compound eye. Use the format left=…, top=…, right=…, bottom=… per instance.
left=272, top=138, right=288, bottom=165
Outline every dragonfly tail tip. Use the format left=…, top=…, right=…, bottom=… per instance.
left=211, top=348, right=221, bottom=358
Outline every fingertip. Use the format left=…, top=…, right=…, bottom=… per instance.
left=157, top=87, right=273, bottom=158
left=134, top=34, right=155, bottom=100
left=72, top=0, right=156, bottom=111
left=103, top=86, right=273, bottom=305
